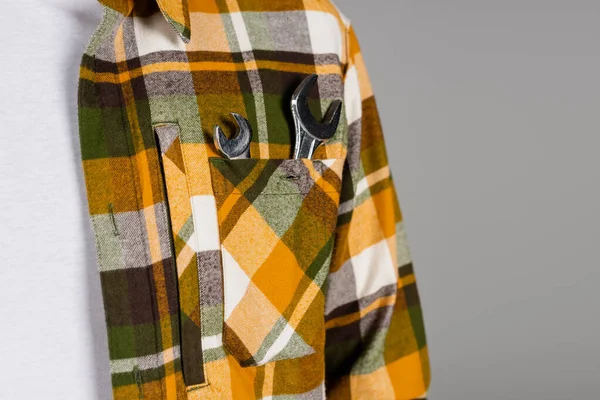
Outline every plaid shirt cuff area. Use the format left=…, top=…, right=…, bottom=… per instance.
left=78, top=0, right=430, bottom=398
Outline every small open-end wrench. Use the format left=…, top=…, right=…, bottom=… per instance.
left=214, top=113, right=252, bottom=159
left=291, top=74, right=342, bottom=159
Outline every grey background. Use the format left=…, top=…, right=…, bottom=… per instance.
left=338, top=0, right=600, bottom=398
left=0, top=1, right=597, bottom=399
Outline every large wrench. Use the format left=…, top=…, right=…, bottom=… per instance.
left=291, top=74, right=342, bottom=159
left=214, top=113, right=252, bottom=159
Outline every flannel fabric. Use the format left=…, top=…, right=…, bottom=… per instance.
left=77, top=0, right=430, bottom=399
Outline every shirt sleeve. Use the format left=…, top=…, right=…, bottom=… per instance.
left=324, top=21, right=431, bottom=399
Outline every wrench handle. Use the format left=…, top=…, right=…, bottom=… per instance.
left=293, top=130, right=320, bottom=159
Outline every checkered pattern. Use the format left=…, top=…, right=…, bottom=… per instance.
left=78, top=0, right=430, bottom=399
left=210, top=157, right=343, bottom=367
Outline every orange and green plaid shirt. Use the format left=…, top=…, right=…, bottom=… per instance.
left=78, top=0, right=430, bottom=398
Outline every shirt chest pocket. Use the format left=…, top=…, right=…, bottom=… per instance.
left=209, top=157, right=344, bottom=367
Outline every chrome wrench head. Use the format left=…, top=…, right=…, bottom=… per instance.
left=214, top=113, right=252, bottom=159
left=291, top=74, right=342, bottom=159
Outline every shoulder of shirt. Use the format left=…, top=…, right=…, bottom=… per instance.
left=317, top=0, right=352, bottom=29
left=316, top=0, right=353, bottom=67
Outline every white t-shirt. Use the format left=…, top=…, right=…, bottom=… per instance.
left=0, top=2, right=111, bottom=398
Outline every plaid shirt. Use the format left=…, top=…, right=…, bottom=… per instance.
left=78, top=0, right=430, bottom=399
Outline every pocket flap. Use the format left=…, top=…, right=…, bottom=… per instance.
left=209, top=158, right=343, bottom=196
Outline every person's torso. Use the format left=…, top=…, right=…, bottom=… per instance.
left=79, top=1, right=352, bottom=398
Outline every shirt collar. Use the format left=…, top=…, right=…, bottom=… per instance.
left=99, top=0, right=191, bottom=42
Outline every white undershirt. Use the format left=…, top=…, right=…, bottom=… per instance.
left=0, top=2, right=112, bottom=398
